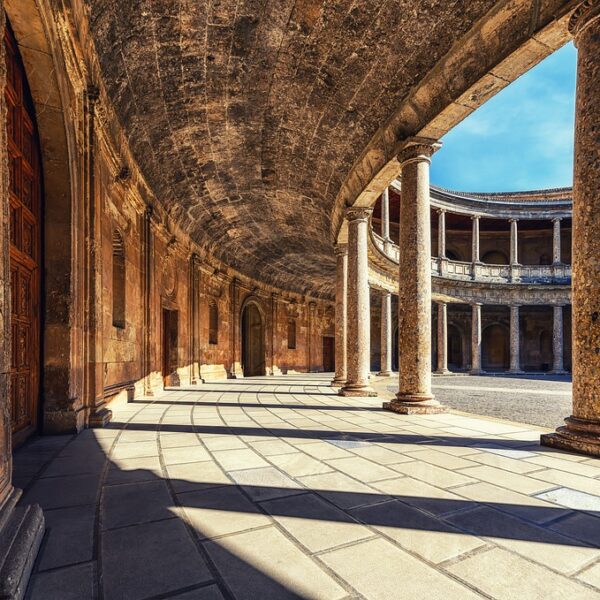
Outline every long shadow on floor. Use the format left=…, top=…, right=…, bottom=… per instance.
left=15, top=408, right=599, bottom=600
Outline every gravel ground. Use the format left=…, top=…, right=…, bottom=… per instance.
left=376, top=373, right=572, bottom=429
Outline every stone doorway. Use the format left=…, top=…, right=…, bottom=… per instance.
left=241, top=302, right=265, bottom=377
left=482, top=323, right=510, bottom=371
left=322, top=336, right=335, bottom=372
left=6, top=24, right=43, bottom=447
left=162, top=308, right=179, bottom=386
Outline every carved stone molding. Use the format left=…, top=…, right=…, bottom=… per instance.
left=346, top=206, right=373, bottom=222
left=397, top=136, right=441, bottom=165
left=569, top=0, right=600, bottom=37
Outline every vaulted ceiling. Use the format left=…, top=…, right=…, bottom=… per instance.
left=84, top=0, right=573, bottom=297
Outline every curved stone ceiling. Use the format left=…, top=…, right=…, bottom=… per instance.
left=86, top=0, right=509, bottom=296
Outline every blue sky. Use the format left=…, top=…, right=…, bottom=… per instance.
left=430, top=42, right=577, bottom=192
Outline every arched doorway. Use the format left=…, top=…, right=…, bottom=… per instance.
left=448, top=325, right=463, bottom=370
left=482, top=324, right=509, bottom=371
left=241, top=302, right=265, bottom=377
left=5, top=24, right=43, bottom=446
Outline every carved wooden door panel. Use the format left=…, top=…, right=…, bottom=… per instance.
left=5, top=26, right=42, bottom=446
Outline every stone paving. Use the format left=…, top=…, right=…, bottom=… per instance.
left=379, top=374, right=573, bottom=428
left=14, top=374, right=600, bottom=599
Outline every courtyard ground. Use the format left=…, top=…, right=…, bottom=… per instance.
left=377, top=373, right=573, bottom=428
left=14, top=374, right=600, bottom=600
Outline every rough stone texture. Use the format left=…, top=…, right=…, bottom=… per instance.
left=332, top=244, right=347, bottom=386
left=543, top=0, right=600, bottom=456
left=340, top=207, right=375, bottom=397
left=393, top=140, right=440, bottom=408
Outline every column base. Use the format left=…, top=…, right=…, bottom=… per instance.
left=376, top=371, right=393, bottom=377
left=0, top=488, right=45, bottom=600
left=330, top=377, right=346, bottom=388
left=88, top=406, right=113, bottom=428
left=541, top=416, right=600, bottom=457
left=384, top=396, right=447, bottom=415
left=550, top=369, right=567, bottom=375
left=470, top=370, right=484, bottom=375
left=508, top=369, right=523, bottom=375
left=434, top=369, right=450, bottom=375
left=339, top=384, right=378, bottom=397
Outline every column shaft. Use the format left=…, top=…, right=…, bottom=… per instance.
left=553, top=218, right=562, bottom=265
left=542, top=1, right=600, bottom=456
left=510, top=219, right=519, bottom=266
left=332, top=245, right=348, bottom=386
left=436, top=302, right=449, bottom=374
left=472, top=216, right=480, bottom=263
left=471, top=303, right=482, bottom=375
left=381, top=188, right=390, bottom=241
left=340, top=208, right=376, bottom=396
left=438, top=210, right=446, bottom=258
left=552, top=305, right=565, bottom=374
left=509, top=305, right=521, bottom=373
left=384, top=138, right=445, bottom=414
left=378, top=292, right=392, bottom=376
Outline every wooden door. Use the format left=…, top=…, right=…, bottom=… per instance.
left=6, top=25, right=42, bottom=446
left=322, top=336, right=334, bottom=372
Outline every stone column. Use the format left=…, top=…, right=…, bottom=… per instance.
left=384, top=137, right=445, bottom=414
left=332, top=244, right=348, bottom=386
left=542, top=1, right=600, bottom=456
left=188, top=253, right=200, bottom=385
left=553, top=218, right=562, bottom=265
left=510, top=219, right=519, bottom=266
left=381, top=188, right=390, bottom=241
left=142, top=206, right=154, bottom=395
left=378, top=291, right=393, bottom=376
left=340, top=208, right=376, bottom=396
left=436, top=302, right=449, bottom=374
left=471, top=216, right=480, bottom=263
left=308, top=301, right=316, bottom=372
left=552, top=305, right=565, bottom=374
left=271, top=293, right=281, bottom=376
left=509, top=305, right=522, bottom=374
left=438, top=210, right=446, bottom=258
left=471, top=303, right=482, bottom=375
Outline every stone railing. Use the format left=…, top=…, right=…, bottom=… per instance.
left=371, top=231, right=571, bottom=285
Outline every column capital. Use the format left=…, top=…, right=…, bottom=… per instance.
left=333, top=242, right=348, bottom=256
left=345, top=206, right=373, bottom=222
left=471, top=214, right=480, bottom=221
left=397, top=136, right=442, bottom=166
left=553, top=216, right=562, bottom=223
left=437, top=208, right=447, bottom=215
left=509, top=218, right=519, bottom=224
left=569, top=0, right=600, bottom=39
left=471, top=302, right=483, bottom=308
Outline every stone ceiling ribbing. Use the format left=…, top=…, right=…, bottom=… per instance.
left=86, top=0, right=498, bottom=296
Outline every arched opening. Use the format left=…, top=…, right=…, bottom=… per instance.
left=448, top=324, right=464, bottom=370
left=446, top=249, right=462, bottom=262
left=482, top=324, right=510, bottom=371
left=242, top=302, right=265, bottom=377
left=5, top=24, right=43, bottom=447
left=112, top=230, right=125, bottom=329
left=481, top=250, right=509, bottom=265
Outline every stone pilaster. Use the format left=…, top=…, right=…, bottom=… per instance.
left=471, top=303, right=482, bottom=375
left=553, top=218, right=562, bottom=265
left=332, top=244, right=348, bottom=386
left=308, top=301, right=316, bottom=372
left=552, top=304, right=565, bottom=374
left=509, top=305, right=522, bottom=374
left=230, top=278, right=242, bottom=378
left=188, top=253, right=200, bottom=385
left=384, top=137, right=445, bottom=414
left=436, top=302, right=449, bottom=374
left=142, top=206, right=154, bottom=395
left=340, top=208, right=376, bottom=397
left=0, top=9, right=44, bottom=596
left=378, top=291, right=393, bottom=376
left=271, top=293, right=282, bottom=376
left=542, top=0, right=600, bottom=456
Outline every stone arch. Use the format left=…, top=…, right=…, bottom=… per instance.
left=4, top=0, right=82, bottom=433
left=240, top=297, right=266, bottom=377
left=482, top=323, right=510, bottom=371
left=447, top=324, right=464, bottom=370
